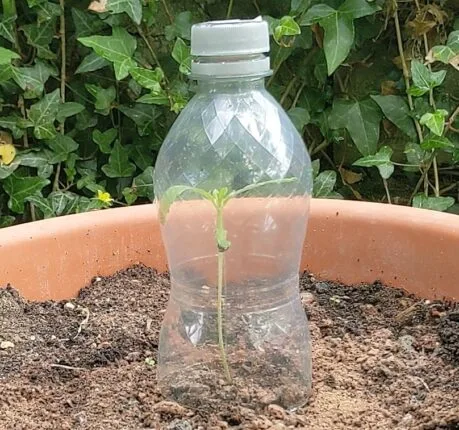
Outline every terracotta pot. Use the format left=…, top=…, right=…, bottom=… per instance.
left=0, top=200, right=457, bottom=301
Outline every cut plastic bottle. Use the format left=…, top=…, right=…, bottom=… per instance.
left=154, top=17, right=313, bottom=411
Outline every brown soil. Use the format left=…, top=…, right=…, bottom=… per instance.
left=0, top=265, right=458, bottom=430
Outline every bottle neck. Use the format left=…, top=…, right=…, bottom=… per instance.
left=195, top=77, right=266, bottom=94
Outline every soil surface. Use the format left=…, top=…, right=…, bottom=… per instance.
left=0, top=265, right=458, bottom=430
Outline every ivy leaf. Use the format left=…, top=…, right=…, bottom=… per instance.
left=93, top=128, right=117, bottom=154
left=165, top=11, right=193, bottom=41
left=78, top=27, right=137, bottom=80
left=3, top=174, right=50, bottom=213
left=25, top=194, right=54, bottom=218
left=36, top=2, right=61, bottom=25
left=0, top=15, right=16, bottom=44
left=172, top=38, right=191, bottom=75
left=0, top=159, right=20, bottom=179
left=75, top=52, right=110, bottom=74
left=353, top=146, right=394, bottom=179
left=420, top=134, right=454, bottom=150
left=0, top=115, right=24, bottom=139
left=137, top=92, right=169, bottom=105
left=274, top=16, right=301, bottom=45
left=130, top=67, right=163, bottom=92
left=429, top=45, right=457, bottom=64
left=28, top=89, right=60, bottom=140
left=0, top=47, right=20, bottom=64
left=15, top=149, right=49, bottom=168
left=313, top=170, right=341, bottom=198
left=45, top=134, right=79, bottom=163
left=447, top=30, right=459, bottom=51
left=290, top=0, right=311, bottom=16
left=329, top=98, right=381, bottom=156
left=300, top=4, right=336, bottom=25
left=339, top=0, right=381, bottom=19
left=288, top=107, right=310, bottom=132
left=371, top=95, right=417, bottom=139
left=21, top=20, right=56, bottom=59
left=129, top=143, right=153, bottom=170
left=102, top=141, right=136, bottom=178
left=56, top=102, right=85, bottom=123
left=122, top=187, right=137, bottom=205
left=85, top=84, right=116, bottom=115
left=412, top=194, right=455, bottom=212
left=133, top=166, right=154, bottom=200
left=11, top=61, right=56, bottom=99
left=0, top=215, right=15, bottom=228
left=72, top=8, right=106, bottom=38
left=107, top=0, right=142, bottom=25
left=408, top=60, right=446, bottom=96
left=404, top=142, right=428, bottom=168
left=419, top=109, right=448, bottom=136
left=119, top=104, right=158, bottom=136
left=48, top=191, right=79, bottom=216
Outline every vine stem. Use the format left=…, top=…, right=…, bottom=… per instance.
left=54, top=0, right=66, bottom=192
left=383, top=178, right=392, bottom=204
left=226, top=0, right=234, bottom=19
left=216, top=206, right=232, bottom=384
left=161, top=0, right=174, bottom=24
left=280, top=76, right=297, bottom=107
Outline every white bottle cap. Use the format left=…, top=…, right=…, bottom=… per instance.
left=191, top=17, right=271, bottom=78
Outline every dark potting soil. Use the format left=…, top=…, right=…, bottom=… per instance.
left=0, top=265, right=458, bottom=430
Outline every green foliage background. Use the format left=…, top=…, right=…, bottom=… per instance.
left=0, top=0, right=458, bottom=227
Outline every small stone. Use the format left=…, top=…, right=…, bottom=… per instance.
left=398, top=335, right=416, bottom=353
left=167, top=419, right=193, bottom=430
left=30, top=335, right=36, bottom=341
left=300, top=292, right=315, bottom=305
left=153, top=401, right=189, bottom=417
left=94, top=277, right=102, bottom=282
left=268, top=424, right=287, bottom=430
left=267, top=404, right=287, bottom=420
left=0, top=340, right=14, bottom=349
left=315, top=282, right=329, bottom=293
left=64, top=302, right=76, bottom=310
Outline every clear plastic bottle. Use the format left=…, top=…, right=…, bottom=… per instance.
left=154, top=18, right=313, bottom=411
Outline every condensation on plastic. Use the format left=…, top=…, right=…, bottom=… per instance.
left=154, top=76, right=313, bottom=410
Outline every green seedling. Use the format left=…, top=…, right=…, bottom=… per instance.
left=159, top=177, right=297, bottom=383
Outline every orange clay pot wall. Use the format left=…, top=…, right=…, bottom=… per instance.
left=0, top=200, right=457, bottom=302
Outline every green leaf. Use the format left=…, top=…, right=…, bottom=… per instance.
left=130, top=67, right=163, bottom=92
left=313, top=170, right=338, bottom=197
left=16, top=149, right=49, bottom=167
left=409, top=60, right=446, bottom=96
left=119, top=104, right=157, bottom=136
left=165, top=11, right=193, bottom=41
left=371, top=95, right=417, bottom=139
left=0, top=15, right=17, bottom=44
left=329, top=99, right=381, bottom=155
left=11, top=61, right=55, bottom=99
left=129, top=144, right=153, bottom=170
left=419, top=109, right=448, bottom=136
left=137, top=92, right=169, bottom=105
left=28, top=89, right=60, bottom=140
left=45, top=134, right=79, bottom=163
left=72, top=8, right=106, bottom=38
left=312, top=159, right=320, bottom=178
left=48, top=191, right=79, bottom=216
left=108, top=0, right=142, bottom=25
left=420, top=134, right=454, bottom=150
left=133, top=166, right=154, bottom=200
left=36, top=2, right=61, bottom=25
left=93, top=128, right=117, bottom=154
left=85, top=84, right=116, bottom=115
left=102, top=141, right=136, bottom=178
left=3, top=174, right=50, bottom=213
left=122, top=187, right=137, bottom=204
left=447, top=30, right=459, bottom=52
left=56, top=102, right=85, bottom=123
left=353, top=146, right=394, bottom=179
left=338, top=0, right=381, bottom=19
left=0, top=159, right=20, bottom=179
left=21, top=20, right=56, bottom=59
left=274, top=16, right=301, bottom=45
left=172, top=38, right=191, bottom=75
left=404, top=143, right=428, bottom=167
left=75, top=52, right=110, bottom=74
left=0, top=215, right=15, bottom=228
left=0, top=115, right=24, bottom=139
left=288, top=107, right=310, bottom=132
left=0, top=47, right=19, bottom=64
left=290, top=0, right=311, bottom=16
left=321, top=12, right=354, bottom=75
left=78, top=27, right=137, bottom=80
left=430, top=45, right=457, bottom=64
left=300, top=4, right=336, bottom=25
left=412, top=194, right=455, bottom=212
left=25, top=194, right=54, bottom=218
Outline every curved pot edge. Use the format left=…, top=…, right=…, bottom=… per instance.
left=0, top=200, right=457, bottom=301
